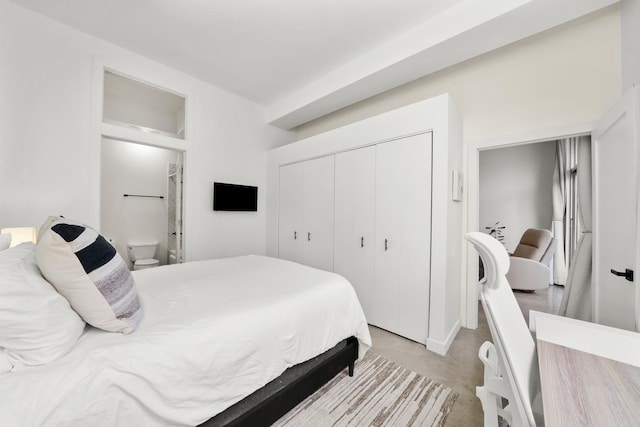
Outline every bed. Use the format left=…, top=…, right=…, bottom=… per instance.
left=0, top=239, right=371, bottom=426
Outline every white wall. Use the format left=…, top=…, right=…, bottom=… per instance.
left=622, top=0, right=640, bottom=91
left=479, top=141, right=556, bottom=252
left=0, top=0, right=296, bottom=260
left=296, top=6, right=621, bottom=145
left=101, top=139, right=179, bottom=268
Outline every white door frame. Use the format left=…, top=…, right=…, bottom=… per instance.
left=465, top=123, right=593, bottom=328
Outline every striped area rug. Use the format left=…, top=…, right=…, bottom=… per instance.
left=274, top=352, right=458, bottom=426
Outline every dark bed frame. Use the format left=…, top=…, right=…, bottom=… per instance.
left=200, top=336, right=359, bottom=427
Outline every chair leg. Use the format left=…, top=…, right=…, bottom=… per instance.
left=477, top=386, right=500, bottom=427
left=476, top=341, right=519, bottom=427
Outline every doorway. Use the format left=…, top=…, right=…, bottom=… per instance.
left=467, top=130, right=592, bottom=328
left=100, top=138, right=184, bottom=270
left=479, top=135, right=590, bottom=282
left=479, top=140, right=563, bottom=320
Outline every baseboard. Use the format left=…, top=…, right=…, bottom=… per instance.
left=426, top=319, right=461, bottom=356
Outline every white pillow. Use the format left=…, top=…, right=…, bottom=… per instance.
left=37, top=215, right=63, bottom=242
left=0, top=233, right=10, bottom=251
left=0, top=243, right=85, bottom=368
left=37, top=218, right=143, bottom=334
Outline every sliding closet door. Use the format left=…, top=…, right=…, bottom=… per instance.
left=334, top=146, right=376, bottom=320
left=374, top=133, right=432, bottom=343
left=278, top=163, right=304, bottom=263
left=302, top=155, right=335, bottom=271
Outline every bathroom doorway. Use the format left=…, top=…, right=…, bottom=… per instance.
left=100, top=138, right=184, bottom=270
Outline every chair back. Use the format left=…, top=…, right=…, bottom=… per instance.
left=466, top=232, right=540, bottom=427
left=512, top=228, right=553, bottom=262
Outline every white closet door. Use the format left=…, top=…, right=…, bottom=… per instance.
left=278, top=163, right=304, bottom=263
left=374, top=133, right=432, bottom=343
left=334, top=146, right=376, bottom=320
left=302, top=155, right=335, bottom=271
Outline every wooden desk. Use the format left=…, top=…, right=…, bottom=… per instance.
left=532, top=312, right=640, bottom=426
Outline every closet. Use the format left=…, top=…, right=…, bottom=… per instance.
left=278, top=156, right=335, bottom=272
left=334, top=134, right=432, bottom=343
left=268, top=93, right=462, bottom=355
left=279, top=134, right=432, bottom=343
left=334, top=146, right=376, bottom=323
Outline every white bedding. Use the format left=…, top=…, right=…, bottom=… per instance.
left=0, top=255, right=371, bottom=426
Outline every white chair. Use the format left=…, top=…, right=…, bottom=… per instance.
left=466, top=232, right=544, bottom=427
left=476, top=340, right=516, bottom=426
left=506, top=228, right=556, bottom=291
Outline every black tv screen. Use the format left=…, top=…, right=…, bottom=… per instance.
left=213, top=182, right=258, bottom=211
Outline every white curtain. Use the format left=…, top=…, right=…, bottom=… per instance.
left=559, top=137, right=592, bottom=320
left=551, top=141, right=569, bottom=285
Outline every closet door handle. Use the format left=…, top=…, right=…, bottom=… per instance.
left=384, top=238, right=388, bottom=251
left=308, top=232, right=311, bottom=242
left=361, top=237, right=364, bottom=248
left=294, top=231, right=297, bottom=240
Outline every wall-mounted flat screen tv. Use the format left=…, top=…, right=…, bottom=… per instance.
left=213, top=182, right=258, bottom=211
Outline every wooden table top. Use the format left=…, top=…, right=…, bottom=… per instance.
left=537, top=339, right=640, bottom=427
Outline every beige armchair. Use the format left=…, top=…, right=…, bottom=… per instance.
left=506, top=228, right=556, bottom=291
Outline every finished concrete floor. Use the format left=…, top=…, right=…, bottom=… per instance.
left=366, top=285, right=563, bottom=426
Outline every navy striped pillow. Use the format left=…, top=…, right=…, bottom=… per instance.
left=37, top=221, right=143, bottom=334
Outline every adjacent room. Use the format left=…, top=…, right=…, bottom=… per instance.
left=1, top=0, right=640, bottom=426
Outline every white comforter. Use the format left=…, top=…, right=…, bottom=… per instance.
left=0, top=255, right=371, bottom=426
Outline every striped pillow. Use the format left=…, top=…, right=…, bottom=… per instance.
left=36, top=220, right=143, bottom=334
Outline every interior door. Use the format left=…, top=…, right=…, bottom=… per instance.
left=278, top=163, right=304, bottom=264
left=302, top=155, right=335, bottom=271
left=334, top=146, right=376, bottom=319
left=374, top=133, right=432, bottom=343
left=592, top=84, right=640, bottom=331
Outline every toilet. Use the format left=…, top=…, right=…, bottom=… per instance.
left=127, top=243, right=160, bottom=270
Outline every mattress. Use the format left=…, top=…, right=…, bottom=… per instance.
left=0, top=255, right=371, bottom=426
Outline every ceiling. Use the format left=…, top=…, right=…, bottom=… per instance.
left=10, top=0, right=618, bottom=129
